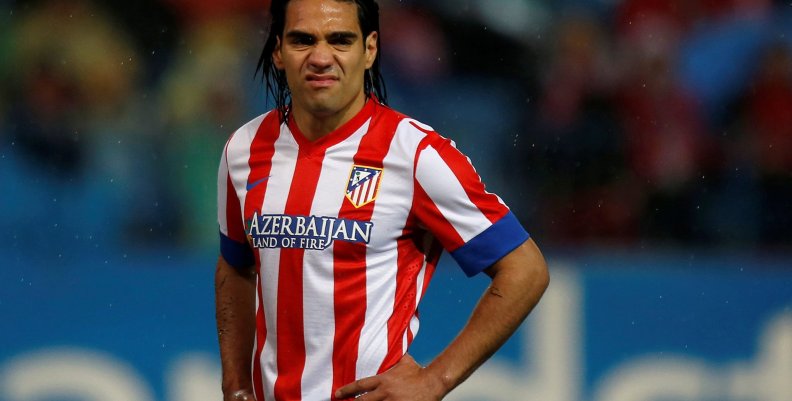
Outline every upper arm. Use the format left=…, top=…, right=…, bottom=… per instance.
left=216, top=253, right=256, bottom=280
left=483, top=238, right=549, bottom=287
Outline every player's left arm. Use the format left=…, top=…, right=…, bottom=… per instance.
left=335, top=238, right=549, bottom=400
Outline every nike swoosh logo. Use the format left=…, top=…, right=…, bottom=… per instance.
left=246, top=176, right=271, bottom=191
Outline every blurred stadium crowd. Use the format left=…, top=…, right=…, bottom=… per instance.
left=1, top=0, right=791, bottom=257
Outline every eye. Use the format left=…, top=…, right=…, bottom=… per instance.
left=328, top=33, right=356, bottom=47
left=288, top=34, right=315, bottom=46
left=330, top=37, right=353, bottom=46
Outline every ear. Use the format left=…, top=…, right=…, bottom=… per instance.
left=364, top=31, right=378, bottom=69
left=272, top=36, right=284, bottom=69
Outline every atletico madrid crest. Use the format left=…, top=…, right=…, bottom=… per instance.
left=346, top=165, right=383, bottom=208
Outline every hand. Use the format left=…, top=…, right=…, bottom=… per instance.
left=224, top=389, right=255, bottom=401
left=335, top=354, right=447, bottom=401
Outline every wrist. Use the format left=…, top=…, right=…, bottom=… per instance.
left=222, top=377, right=253, bottom=400
left=223, top=389, right=255, bottom=401
left=423, top=364, right=453, bottom=399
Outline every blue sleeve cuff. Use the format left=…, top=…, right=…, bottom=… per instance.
left=220, top=232, right=255, bottom=268
left=450, top=211, right=529, bottom=277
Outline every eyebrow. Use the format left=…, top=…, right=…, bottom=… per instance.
left=284, top=30, right=359, bottom=41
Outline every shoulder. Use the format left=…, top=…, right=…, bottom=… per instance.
left=375, top=103, right=448, bottom=147
left=226, top=110, right=279, bottom=147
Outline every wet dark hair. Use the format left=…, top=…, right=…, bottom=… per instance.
left=255, top=0, right=388, bottom=122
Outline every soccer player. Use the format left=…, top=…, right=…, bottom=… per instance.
left=215, top=0, right=550, bottom=400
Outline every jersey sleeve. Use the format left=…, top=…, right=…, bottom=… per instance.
left=413, top=135, right=529, bottom=277
left=217, top=143, right=255, bottom=268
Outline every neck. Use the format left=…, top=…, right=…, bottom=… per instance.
left=291, top=93, right=367, bottom=141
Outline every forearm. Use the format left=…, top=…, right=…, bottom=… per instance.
left=425, top=239, right=549, bottom=395
left=215, top=255, right=257, bottom=396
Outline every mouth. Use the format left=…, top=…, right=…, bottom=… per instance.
left=306, top=74, right=338, bottom=88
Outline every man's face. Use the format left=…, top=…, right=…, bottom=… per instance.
left=274, top=0, right=377, bottom=119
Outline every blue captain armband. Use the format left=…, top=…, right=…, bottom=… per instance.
left=220, top=232, right=255, bottom=268
left=450, top=211, right=530, bottom=277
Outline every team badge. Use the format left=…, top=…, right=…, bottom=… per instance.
left=345, top=165, right=383, bottom=208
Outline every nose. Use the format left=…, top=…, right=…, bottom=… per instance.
left=307, top=42, right=334, bottom=71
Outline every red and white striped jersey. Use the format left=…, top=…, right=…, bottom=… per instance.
left=217, top=99, right=528, bottom=401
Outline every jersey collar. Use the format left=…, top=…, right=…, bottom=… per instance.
left=287, top=98, right=378, bottom=155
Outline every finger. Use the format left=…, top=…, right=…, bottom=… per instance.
left=335, top=376, right=380, bottom=399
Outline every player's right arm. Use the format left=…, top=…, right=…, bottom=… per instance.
left=216, top=136, right=257, bottom=400
left=215, top=254, right=256, bottom=401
